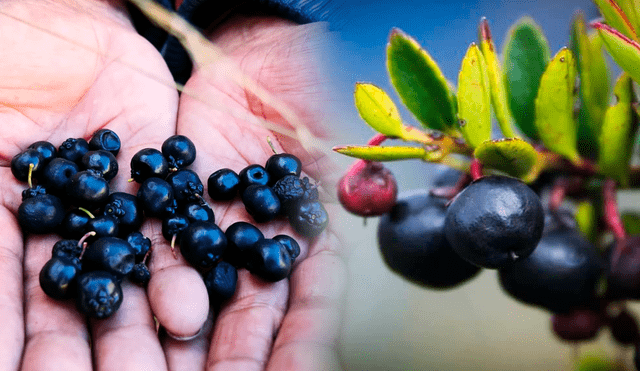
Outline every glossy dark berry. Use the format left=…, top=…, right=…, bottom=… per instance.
left=179, top=221, right=227, bottom=270
left=39, top=256, right=81, bottom=300
left=18, top=194, right=65, bottom=234
left=82, top=237, right=136, bottom=278
left=207, top=168, right=240, bottom=201
left=22, top=185, right=47, bottom=200
left=265, top=153, right=302, bottom=185
left=543, top=209, right=577, bottom=235
left=137, top=177, right=177, bottom=218
left=58, top=138, right=89, bottom=164
left=246, top=239, right=292, bottom=282
left=76, top=271, right=123, bottom=319
left=432, top=166, right=464, bottom=188
left=129, top=263, right=151, bottom=286
left=224, top=221, right=264, bottom=267
left=242, top=185, right=280, bottom=223
left=103, top=192, right=143, bottom=236
left=338, top=160, right=397, bottom=217
left=28, top=141, right=57, bottom=165
left=609, top=310, right=639, bottom=345
left=498, top=228, right=604, bottom=313
left=162, top=135, right=196, bottom=169
left=289, top=200, right=328, bottom=238
left=300, top=177, right=319, bottom=202
left=238, top=164, right=270, bottom=191
left=272, top=175, right=306, bottom=213
left=89, top=129, right=121, bottom=156
left=551, top=309, right=603, bottom=342
left=179, top=201, right=214, bottom=223
left=11, top=148, right=44, bottom=182
left=272, top=235, right=301, bottom=262
left=61, top=209, right=92, bottom=239
left=162, top=214, right=190, bottom=242
left=126, top=232, right=151, bottom=263
left=605, top=236, right=640, bottom=301
left=41, top=158, right=79, bottom=197
left=166, top=169, right=203, bottom=203
left=81, top=150, right=118, bottom=181
left=203, top=261, right=237, bottom=303
left=130, top=148, right=169, bottom=183
left=52, top=239, right=82, bottom=260
left=444, top=175, right=544, bottom=269
left=66, top=169, right=110, bottom=210
left=378, top=192, right=481, bottom=289
left=85, top=215, right=119, bottom=240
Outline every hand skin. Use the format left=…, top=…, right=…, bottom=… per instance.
left=0, top=1, right=345, bottom=371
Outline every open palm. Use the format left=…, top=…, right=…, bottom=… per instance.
left=0, top=1, right=344, bottom=370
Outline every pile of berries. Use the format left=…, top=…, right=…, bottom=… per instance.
left=12, top=129, right=328, bottom=319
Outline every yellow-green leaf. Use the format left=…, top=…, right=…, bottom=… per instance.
left=474, top=138, right=538, bottom=179
left=595, top=22, right=640, bottom=85
left=503, top=17, right=551, bottom=141
left=592, top=0, right=639, bottom=41
left=622, top=213, right=640, bottom=235
left=387, top=29, right=457, bottom=133
left=598, top=73, right=634, bottom=186
left=570, top=12, right=610, bottom=159
left=534, top=48, right=580, bottom=163
left=479, top=18, right=517, bottom=138
left=617, top=0, right=640, bottom=38
left=333, top=145, right=433, bottom=161
left=354, top=83, right=404, bottom=138
left=457, top=43, right=491, bottom=148
left=576, top=201, right=597, bottom=242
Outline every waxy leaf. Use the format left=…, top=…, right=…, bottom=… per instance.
left=387, top=29, right=457, bottom=133
left=457, top=43, right=491, bottom=148
left=575, top=201, right=597, bottom=242
left=617, top=0, right=640, bottom=38
left=594, top=22, right=640, bottom=85
left=570, top=13, right=610, bottom=158
left=474, top=138, right=538, bottom=179
left=534, top=48, right=580, bottom=163
left=622, top=213, right=640, bottom=235
left=479, top=18, right=517, bottom=138
left=598, top=73, right=635, bottom=185
left=592, top=0, right=639, bottom=41
left=354, top=83, right=404, bottom=138
left=503, top=17, right=551, bottom=141
left=333, top=145, right=435, bottom=162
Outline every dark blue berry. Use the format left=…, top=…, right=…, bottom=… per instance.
left=179, top=221, right=227, bottom=270
left=89, top=129, right=121, bottom=156
left=104, top=192, right=143, bottom=236
left=238, top=164, right=270, bottom=191
left=289, top=200, right=328, bottom=238
left=41, top=158, right=79, bottom=198
left=81, top=237, right=136, bottom=279
left=129, top=263, right=151, bottom=286
left=76, top=271, right=123, bottom=319
left=166, top=169, right=203, bottom=203
left=203, top=261, right=237, bottom=303
left=58, top=138, right=89, bottom=164
left=18, top=194, right=65, bottom=234
left=246, top=239, right=292, bottom=282
left=11, top=148, right=44, bottom=182
left=162, top=135, right=196, bottom=169
left=242, top=184, right=280, bottom=223
left=81, top=150, right=118, bottom=181
left=265, top=153, right=301, bottom=185
left=126, top=232, right=151, bottom=263
left=224, top=221, right=264, bottom=267
left=21, top=185, right=47, bottom=200
left=272, top=235, right=301, bottom=263
left=179, top=201, right=214, bottom=223
left=39, top=256, right=81, bottom=300
left=137, top=177, right=177, bottom=218
left=28, top=141, right=57, bottom=165
left=130, top=148, right=169, bottom=183
left=66, top=169, right=110, bottom=210
left=52, top=239, right=82, bottom=260
left=162, top=214, right=190, bottom=242
left=61, top=209, right=92, bottom=239
left=207, top=168, right=240, bottom=201
left=85, top=215, right=119, bottom=240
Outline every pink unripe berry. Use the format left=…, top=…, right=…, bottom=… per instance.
left=338, top=160, right=397, bottom=217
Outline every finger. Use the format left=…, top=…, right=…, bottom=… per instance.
left=91, top=281, right=167, bottom=370
left=266, top=208, right=346, bottom=371
left=22, top=234, right=92, bottom=371
left=160, top=312, right=214, bottom=371
left=0, top=204, right=25, bottom=371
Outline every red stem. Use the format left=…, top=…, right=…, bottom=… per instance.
left=548, top=179, right=567, bottom=212
left=367, top=133, right=388, bottom=146
left=430, top=173, right=472, bottom=199
left=604, top=179, right=627, bottom=241
left=470, top=159, right=483, bottom=180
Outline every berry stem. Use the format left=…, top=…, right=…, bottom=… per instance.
left=170, top=234, right=178, bottom=259
left=367, top=133, right=388, bottom=146
left=78, top=207, right=95, bottom=219
left=470, top=158, right=483, bottom=180
left=142, top=243, right=153, bottom=265
left=77, top=231, right=96, bottom=259
left=603, top=179, right=626, bottom=242
left=27, top=163, right=34, bottom=189
left=266, top=136, right=278, bottom=154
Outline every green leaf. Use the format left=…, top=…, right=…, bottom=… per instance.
left=534, top=48, right=580, bottom=163
left=594, top=22, right=640, bottom=85
left=474, top=138, right=538, bottom=179
left=622, top=213, right=640, bottom=235
left=576, top=201, right=597, bottom=242
left=598, top=73, right=635, bottom=186
left=592, top=0, right=639, bottom=41
left=457, top=43, right=491, bottom=148
left=354, top=83, right=404, bottom=138
left=333, top=145, right=437, bottom=161
left=479, top=18, right=517, bottom=138
left=387, top=29, right=457, bottom=133
left=503, top=17, right=551, bottom=141
left=570, top=12, right=610, bottom=159
left=617, top=0, right=640, bottom=37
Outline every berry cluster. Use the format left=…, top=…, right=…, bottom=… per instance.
left=13, top=130, right=327, bottom=319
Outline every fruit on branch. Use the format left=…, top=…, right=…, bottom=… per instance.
left=551, top=309, right=603, bottom=342
left=498, top=228, right=604, bottom=313
left=444, top=175, right=544, bottom=269
left=377, top=191, right=481, bottom=289
left=338, top=160, right=397, bottom=217
left=606, top=235, right=640, bottom=301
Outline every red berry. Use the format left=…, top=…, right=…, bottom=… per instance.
left=338, top=160, right=397, bottom=217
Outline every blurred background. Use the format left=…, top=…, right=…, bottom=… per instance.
left=317, top=1, right=636, bottom=370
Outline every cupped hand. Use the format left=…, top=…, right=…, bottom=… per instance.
left=0, top=1, right=179, bottom=369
